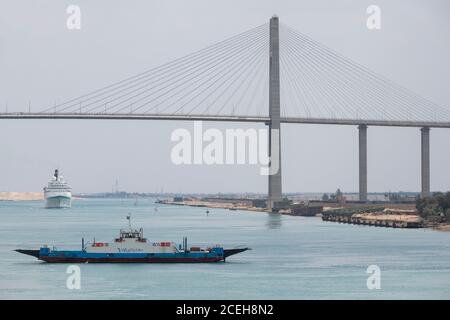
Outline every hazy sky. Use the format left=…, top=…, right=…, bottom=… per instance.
left=1, top=0, right=449, bottom=194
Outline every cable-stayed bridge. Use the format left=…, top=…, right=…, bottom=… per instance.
left=2, top=16, right=449, bottom=210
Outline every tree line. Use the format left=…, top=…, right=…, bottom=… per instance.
left=416, top=192, right=450, bottom=223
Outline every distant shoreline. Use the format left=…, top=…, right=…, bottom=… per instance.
left=157, top=198, right=450, bottom=232
left=0, top=192, right=86, bottom=201
left=0, top=192, right=44, bottom=201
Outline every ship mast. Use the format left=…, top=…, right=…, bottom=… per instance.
left=127, top=213, right=132, bottom=229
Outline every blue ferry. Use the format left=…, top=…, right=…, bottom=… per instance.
left=16, top=216, right=250, bottom=263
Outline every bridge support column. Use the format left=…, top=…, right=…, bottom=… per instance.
left=421, top=127, right=430, bottom=198
left=358, top=125, right=367, bottom=202
left=267, top=15, right=282, bottom=211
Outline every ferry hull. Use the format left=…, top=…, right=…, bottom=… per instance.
left=15, top=248, right=249, bottom=263
left=39, top=256, right=223, bottom=263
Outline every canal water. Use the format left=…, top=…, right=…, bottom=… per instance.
left=1, top=198, right=449, bottom=299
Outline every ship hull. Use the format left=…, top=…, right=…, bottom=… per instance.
left=39, top=256, right=223, bottom=263
left=45, top=195, right=71, bottom=208
left=16, top=248, right=249, bottom=263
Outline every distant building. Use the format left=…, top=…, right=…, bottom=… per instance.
left=252, top=199, right=267, bottom=208
left=385, top=192, right=419, bottom=203
left=291, top=203, right=323, bottom=216
left=271, top=199, right=292, bottom=212
left=202, top=197, right=253, bottom=207
left=173, top=196, right=184, bottom=202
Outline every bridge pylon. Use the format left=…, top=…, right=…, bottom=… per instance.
left=421, top=127, right=430, bottom=198
left=358, top=125, right=368, bottom=202
left=267, top=15, right=282, bottom=211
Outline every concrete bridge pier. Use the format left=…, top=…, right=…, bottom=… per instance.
left=358, top=125, right=368, bottom=202
left=421, top=127, right=430, bottom=198
left=267, top=15, right=282, bottom=211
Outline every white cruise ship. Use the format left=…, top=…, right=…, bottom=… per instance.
left=44, top=169, right=72, bottom=208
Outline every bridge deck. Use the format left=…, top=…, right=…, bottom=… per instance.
left=1, top=113, right=450, bottom=128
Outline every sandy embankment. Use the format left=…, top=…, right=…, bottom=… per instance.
left=352, top=208, right=421, bottom=223
left=352, top=212, right=422, bottom=223
left=0, top=192, right=44, bottom=201
left=433, top=223, right=450, bottom=231
left=164, top=200, right=267, bottom=212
